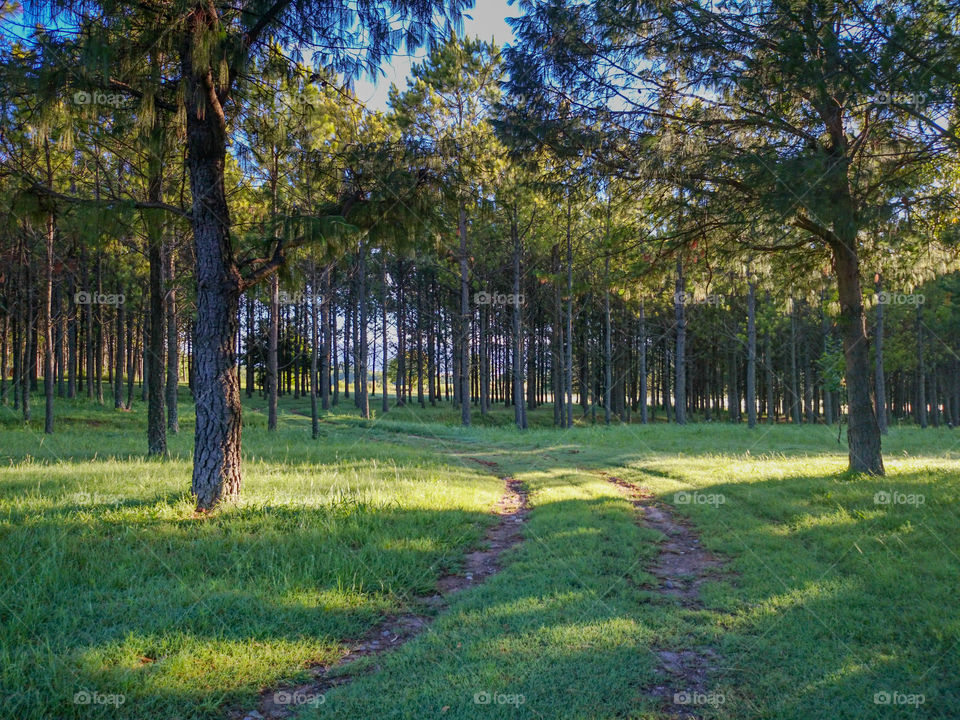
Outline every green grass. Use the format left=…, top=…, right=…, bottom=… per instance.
left=1, top=389, right=959, bottom=718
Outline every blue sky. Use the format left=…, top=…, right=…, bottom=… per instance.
left=352, top=0, right=517, bottom=110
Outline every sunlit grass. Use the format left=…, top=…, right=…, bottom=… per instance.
left=2, top=389, right=958, bottom=718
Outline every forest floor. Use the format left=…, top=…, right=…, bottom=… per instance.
left=1, top=389, right=958, bottom=719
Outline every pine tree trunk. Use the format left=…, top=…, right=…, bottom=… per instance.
left=873, top=277, right=887, bottom=434
left=674, top=259, right=686, bottom=425
left=790, top=302, right=800, bottom=424
left=821, top=295, right=833, bottom=425
left=310, top=267, right=320, bottom=439
left=513, top=219, right=526, bottom=429
left=114, top=285, right=124, bottom=409
left=43, top=204, right=55, bottom=434
left=357, top=242, right=369, bottom=418
left=459, top=202, right=471, bottom=426
left=67, top=273, right=76, bottom=399
left=95, top=257, right=103, bottom=403
left=0, top=313, right=7, bottom=406
left=268, top=273, right=279, bottom=430
left=126, top=306, right=135, bottom=409
left=183, top=31, right=243, bottom=509
left=831, top=237, right=884, bottom=473
left=479, top=306, right=489, bottom=414
left=765, top=295, right=775, bottom=424
left=564, top=199, right=573, bottom=429
left=165, top=238, right=179, bottom=433
left=146, top=162, right=167, bottom=455
left=746, top=273, right=757, bottom=428
left=415, top=270, right=424, bottom=408
left=639, top=301, right=648, bottom=424
left=916, top=305, right=927, bottom=428
left=380, top=258, right=389, bottom=414
left=322, top=266, right=331, bottom=411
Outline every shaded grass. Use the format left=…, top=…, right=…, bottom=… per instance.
left=0, top=392, right=503, bottom=720
left=2, top=389, right=959, bottom=718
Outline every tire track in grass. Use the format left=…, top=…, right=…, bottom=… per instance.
left=232, top=458, right=528, bottom=720
left=598, top=470, right=726, bottom=720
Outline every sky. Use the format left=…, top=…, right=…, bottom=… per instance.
left=352, top=0, right=518, bottom=111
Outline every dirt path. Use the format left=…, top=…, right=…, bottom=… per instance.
left=232, top=458, right=528, bottom=720
left=599, top=471, right=725, bottom=720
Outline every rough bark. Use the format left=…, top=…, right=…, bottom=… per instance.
left=183, top=19, right=243, bottom=509
left=832, top=238, right=884, bottom=474
left=512, top=218, right=527, bottom=429
left=165, top=238, right=179, bottom=433
left=674, top=258, right=686, bottom=425
left=458, top=202, right=471, bottom=426
left=639, top=301, right=648, bottom=424
left=268, top=273, right=279, bottom=430
left=746, top=273, right=757, bottom=428
left=357, top=241, right=370, bottom=419
left=310, top=267, right=319, bottom=439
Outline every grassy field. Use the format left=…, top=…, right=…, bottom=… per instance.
left=1, top=389, right=958, bottom=719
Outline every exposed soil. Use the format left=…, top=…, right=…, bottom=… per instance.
left=599, top=471, right=725, bottom=720
left=231, top=458, right=528, bottom=720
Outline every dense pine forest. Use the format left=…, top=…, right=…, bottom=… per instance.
left=2, top=0, right=958, bottom=509
left=2, top=2, right=960, bottom=719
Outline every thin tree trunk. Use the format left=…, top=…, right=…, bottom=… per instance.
left=268, top=273, right=279, bottom=430
left=874, top=276, right=887, bottom=434
left=381, top=257, right=389, bottom=414
left=459, top=202, right=471, bottom=426
left=674, top=258, right=686, bottom=425
left=165, top=237, right=179, bottom=432
left=790, top=301, right=800, bottom=424
left=746, top=271, right=757, bottom=428
left=564, top=196, right=573, bottom=429
left=604, top=255, right=613, bottom=425
left=916, top=304, right=927, bottom=428
left=639, top=301, right=648, bottom=424
left=114, top=284, right=124, bottom=409
left=512, top=217, right=527, bottom=429
left=321, top=266, right=331, bottom=410
left=357, top=241, right=369, bottom=419
left=42, top=219, right=55, bottom=430
left=145, top=149, right=167, bottom=455
left=310, top=266, right=319, bottom=438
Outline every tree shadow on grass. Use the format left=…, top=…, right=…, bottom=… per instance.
left=294, top=471, right=959, bottom=720
left=0, top=502, right=500, bottom=720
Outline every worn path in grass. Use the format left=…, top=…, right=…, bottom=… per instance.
left=289, top=437, right=712, bottom=720
left=291, top=421, right=960, bottom=720
left=238, top=459, right=529, bottom=720
left=600, top=470, right=726, bottom=718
